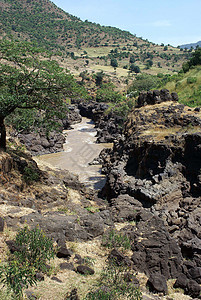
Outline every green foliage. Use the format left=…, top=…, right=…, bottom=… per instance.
left=163, top=66, right=201, bottom=107
left=187, top=76, right=197, bottom=84
left=127, top=74, right=163, bottom=94
left=129, top=64, right=140, bottom=73
left=0, top=39, right=87, bottom=148
left=84, top=260, right=142, bottom=300
left=0, top=0, right=135, bottom=51
left=110, top=58, right=118, bottom=68
left=0, top=226, right=55, bottom=298
left=96, top=84, right=124, bottom=103
left=182, top=47, right=201, bottom=72
left=22, top=166, right=40, bottom=184
left=94, top=71, right=104, bottom=86
left=102, top=229, right=131, bottom=251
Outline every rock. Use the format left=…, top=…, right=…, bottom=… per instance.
left=76, top=265, right=95, bottom=275
left=188, top=267, right=201, bottom=283
left=0, top=216, right=5, bottom=232
left=187, top=280, right=201, bottom=298
left=51, top=276, right=63, bottom=283
left=6, top=240, right=20, bottom=253
left=25, top=291, right=38, bottom=300
left=64, top=288, right=79, bottom=300
left=173, top=273, right=189, bottom=289
left=35, top=272, right=44, bottom=281
left=60, top=262, right=75, bottom=271
left=56, top=247, right=72, bottom=259
left=129, top=213, right=183, bottom=279
left=124, top=272, right=139, bottom=287
left=147, top=274, right=168, bottom=294
left=108, top=249, right=132, bottom=266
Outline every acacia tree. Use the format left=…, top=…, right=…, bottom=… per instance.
left=0, top=39, right=82, bottom=150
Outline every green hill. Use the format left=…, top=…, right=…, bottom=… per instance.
left=165, top=66, right=201, bottom=107
left=0, top=0, right=191, bottom=79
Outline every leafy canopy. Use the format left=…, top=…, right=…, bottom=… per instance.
left=0, top=39, right=86, bottom=124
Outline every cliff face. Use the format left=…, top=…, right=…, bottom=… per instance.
left=101, top=90, right=201, bottom=296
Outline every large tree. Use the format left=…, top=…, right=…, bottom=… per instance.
left=0, top=39, right=83, bottom=150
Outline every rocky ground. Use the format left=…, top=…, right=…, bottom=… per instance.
left=0, top=89, right=201, bottom=299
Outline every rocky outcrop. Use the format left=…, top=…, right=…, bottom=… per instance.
left=101, top=97, right=201, bottom=298
left=18, top=130, right=65, bottom=155
left=16, top=105, right=82, bottom=155
left=62, top=105, right=82, bottom=130
left=136, top=89, right=178, bottom=108
left=78, top=101, right=124, bottom=143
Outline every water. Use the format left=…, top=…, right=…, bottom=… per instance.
left=36, top=117, right=112, bottom=189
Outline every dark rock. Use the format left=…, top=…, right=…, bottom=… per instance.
left=57, top=247, right=72, bottom=259
left=130, top=214, right=183, bottom=279
left=124, top=272, right=139, bottom=287
left=108, top=249, right=132, bottom=266
left=6, top=240, right=20, bottom=253
left=187, top=280, right=201, bottom=298
left=35, top=272, right=44, bottom=281
left=25, top=291, right=38, bottom=300
left=51, top=276, right=63, bottom=283
left=173, top=273, right=189, bottom=289
left=60, top=262, right=75, bottom=271
left=147, top=274, right=168, bottom=294
left=64, top=288, right=79, bottom=300
left=76, top=265, right=95, bottom=275
left=188, top=267, right=201, bottom=283
left=0, top=216, right=5, bottom=232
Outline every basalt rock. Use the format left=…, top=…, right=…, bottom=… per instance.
left=136, top=89, right=178, bottom=108
left=78, top=101, right=124, bottom=143
left=101, top=98, right=201, bottom=297
left=62, top=105, right=82, bottom=130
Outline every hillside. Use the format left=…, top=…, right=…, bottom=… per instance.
left=180, top=41, right=201, bottom=49
left=0, top=0, right=191, bottom=79
left=164, top=66, right=201, bottom=107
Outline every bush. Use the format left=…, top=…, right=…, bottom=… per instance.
left=0, top=226, right=55, bottom=298
left=84, top=260, right=142, bottom=300
left=102, top=229, right=131, bottom=251
left=23, top=166, right=40, bottom=183
left=187, top=77, right=197, bottom=84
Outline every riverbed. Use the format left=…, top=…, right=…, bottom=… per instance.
left=35, top=117, right=112, bottom=189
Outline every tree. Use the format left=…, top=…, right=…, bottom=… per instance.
left=129, top=55, right=135, bottom=64
left=0, top=39, right=83, bottom=150
left=182, top=47, right=201, bottom=72
left=110, top=58, right=118, bottom=68
left=129, top=64, right=140, bottom=73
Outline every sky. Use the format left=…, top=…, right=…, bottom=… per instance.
left=51, top=0, right=201, bottom=47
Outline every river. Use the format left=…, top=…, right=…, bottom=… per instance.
left=35, top=117, right=112, bottom=190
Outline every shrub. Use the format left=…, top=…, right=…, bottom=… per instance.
left=84, top=260, right=142, bottom=300
left=0, top=226, right=55, bottom=298
left=187, top=77, right=197, bottom=84
left=102, top=229, right=131, bottom=251
left=23, top=166, right=40, bottom=183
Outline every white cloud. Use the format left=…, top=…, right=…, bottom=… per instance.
left=152, top=20, right=171, bottom=27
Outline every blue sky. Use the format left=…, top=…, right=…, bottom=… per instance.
left=51, top=0, right=201, bottom=46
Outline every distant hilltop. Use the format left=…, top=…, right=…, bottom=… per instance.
left=179, top=41, right=201, bottom=49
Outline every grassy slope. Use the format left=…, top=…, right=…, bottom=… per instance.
left=165, top=66, right=201, bottom=107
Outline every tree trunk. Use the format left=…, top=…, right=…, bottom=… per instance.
left=0, top=117, right=6, bottom=151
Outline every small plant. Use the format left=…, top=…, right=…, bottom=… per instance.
left=23, top=166, right=40, bottom=183
left=84, top=260, right=142, bottom=300
left=0, top=226, right=55, bottom=299
left=85, top=206, right=100, bottom=213
left=102, top=230, right=131, bottom=251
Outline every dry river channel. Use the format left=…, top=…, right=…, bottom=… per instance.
left=36, top=117, right=112, bottom=189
